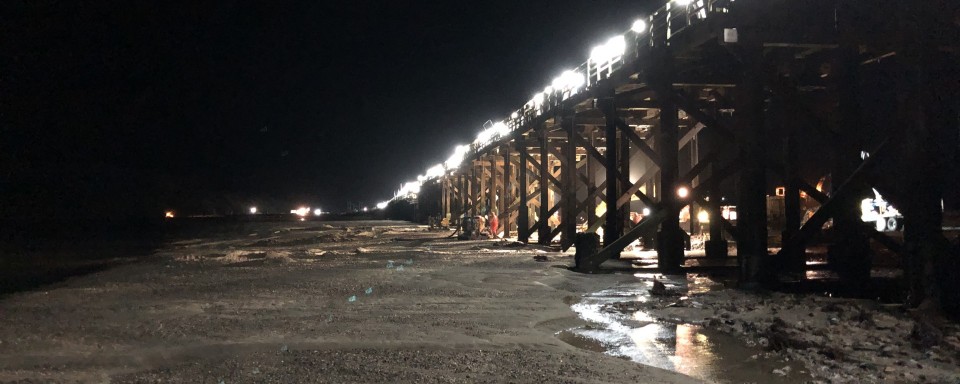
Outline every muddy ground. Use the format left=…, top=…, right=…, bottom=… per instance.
left=619, top=274, right=960, bottom=383
left=0, top=220, right=701, bottom=383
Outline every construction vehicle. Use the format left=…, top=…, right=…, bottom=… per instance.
left=861, top=188, right=903, bottom=232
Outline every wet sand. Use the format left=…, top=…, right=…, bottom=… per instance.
left=0, top=220, right=701, bottom=383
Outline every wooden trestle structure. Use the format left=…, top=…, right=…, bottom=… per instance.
left=415, top=0, right=959, bottom=297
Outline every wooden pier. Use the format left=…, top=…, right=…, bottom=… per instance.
left=406, top=0, right=958, bottom=308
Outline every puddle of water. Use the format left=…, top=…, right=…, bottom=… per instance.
left=560, top=275, right=808, bottom=384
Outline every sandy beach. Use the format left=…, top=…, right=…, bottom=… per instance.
left=0, top=220, right=702, bottom=383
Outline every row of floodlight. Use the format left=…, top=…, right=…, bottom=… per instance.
left=378, top=0, right=699, bottom=207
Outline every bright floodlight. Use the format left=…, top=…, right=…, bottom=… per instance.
left=511, top=111, right=519, bottom=119
left=164, top=211, right=175, bottom=218
left=492, top=121, right=509, bottom=137
left=532, top=92, right=545, bottom=108
left=425, top=163, right=445, bottom=179
left=249, top=206, right=257, bottom=214
left=445, top=144, right=470, bottom=169
left=642, top=207, right=651, bottom=216
left=376, top=201, right=389, bottom=209
left=407, top=182, right=421, bottom=194
left=399, top=181, right=421, bottom=196
left=314, top=208, right=322, bottom=216
left=676, top=186, right=690, bottom=199
left=476, top=128, right=494, bottom=144
left=697, top=210, right=710, bottom=222
left=631, top=19, right=647, bottom=33
left=590, top=35, right=626, bottom=63
left=590, top=44, right=605, bottom=62
left=674, top=0, right=693, bottom=6
left=551, top=70, right=585, bottom=91
left=292, top=207, right=310, bottom=217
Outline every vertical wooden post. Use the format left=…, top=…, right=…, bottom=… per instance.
left=781, top=105, right=804, bottom=274
left=601, top=87, right=620, bottom=256
left=619, top=120, right=631, bottom=241
left=586, top=129, right=598, bottom=229
left=538, top=126, right=551, bottom=245
left=470, top=160, right=478, bottom=216
left=489, top=152, right=498, bottom=221
left=561, top=112, right=577, bottom=250
left=502, top=145, right=512, bottom=238
left=826, top=46, right=871, bottom=286
left=441, top=176, right=448, bottom=221
left=652, top=45, right=684, bottom=273
left=706, top=165, right=727, bottom=258
left=733, top=37, right=767, bottom=284
left=478, top=156, right=487, bottom=216
left=517, top=140, right=530, bottom=243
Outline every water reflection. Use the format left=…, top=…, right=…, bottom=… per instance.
left=561, top=277, right=806, bottom=383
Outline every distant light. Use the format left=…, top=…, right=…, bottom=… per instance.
left=249, top=206, right=257, bottom=214
left=314, top=208, right=322, bottom=216
left=674, top=0, right=692, bottom=6
left=363, top=207, right=368, bottom=212
left=642, top=207, right=651, bottom=216
left=165, top=211, right=175, bottom=218
left=697, top=210, right=710, bottom=223
left=631, top=19, right=648, bottom=33
left=511, top=111, right=519, bottom=119
left=376, top=201, right=389, bottom=209
left=676, top=186, right=690, bottom=199
left=292, top=207, right=310, bottom=217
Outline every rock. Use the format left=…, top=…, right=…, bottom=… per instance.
left=533, top=255, right=549, bottom=262
left=911, top=320, right=943, bottom=349
left=758, top=337, right=770, bottom=348
left=650, top=279, right=667, bottom=296
left=772, top=366, right=791, bottom=376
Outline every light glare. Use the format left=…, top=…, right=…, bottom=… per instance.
left=697, top=210, right=709, bottom=222
left=631, top=19, right=647, bottom=33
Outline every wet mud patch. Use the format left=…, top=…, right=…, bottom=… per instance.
left=560, top=275, right=810, bottom=383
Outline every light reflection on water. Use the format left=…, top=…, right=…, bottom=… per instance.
left=560, top=277, right=806, bottom=384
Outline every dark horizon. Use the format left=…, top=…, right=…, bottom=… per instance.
left=2, top=0, right=656, bottom=221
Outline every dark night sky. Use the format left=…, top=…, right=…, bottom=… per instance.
left=2, top=0, right=657, bottom=220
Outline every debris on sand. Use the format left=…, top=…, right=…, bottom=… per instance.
left=533, top=255, right=550, bottom=262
